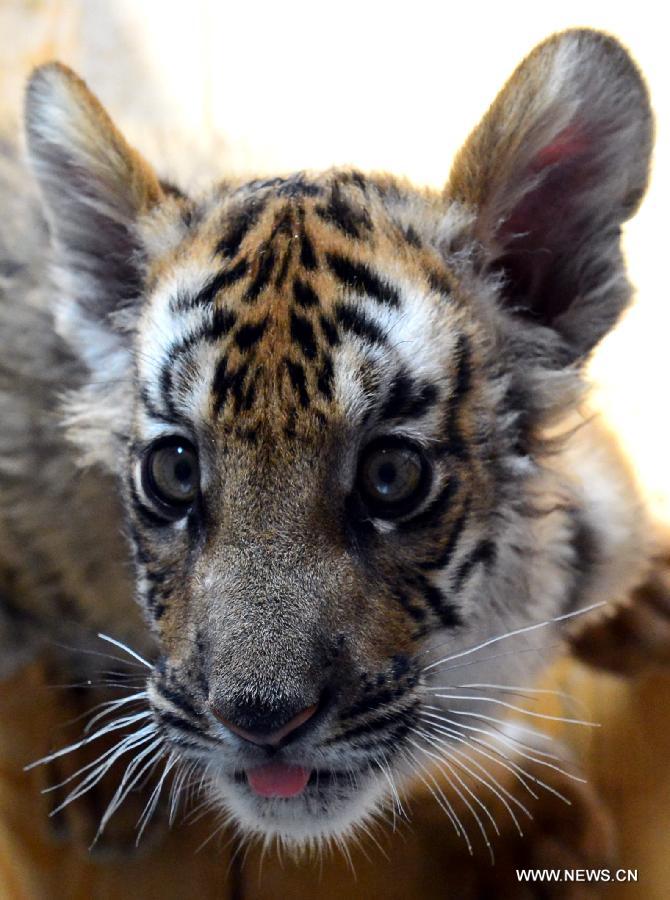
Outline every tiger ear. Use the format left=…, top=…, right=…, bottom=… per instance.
left=24, top=62, right=163, bottom=326
left=24, top=63, right=164, bottom=468
left=447, top=29, right=653, bottom=363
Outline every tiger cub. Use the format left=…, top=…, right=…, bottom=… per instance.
left=0, top=28, right=661, bottom=856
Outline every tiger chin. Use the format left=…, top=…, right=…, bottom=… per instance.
left=0, top=26, right=661, bottom=861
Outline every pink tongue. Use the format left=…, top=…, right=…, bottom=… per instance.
left=246, top=762, right=311, bottom=798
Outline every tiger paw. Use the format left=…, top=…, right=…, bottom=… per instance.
left=569, top=551, right=670, bottom=676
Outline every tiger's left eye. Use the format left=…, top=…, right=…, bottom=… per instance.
left=357, top=437, right=431, bottom=519
left=142, top=437, right=200, bottom=516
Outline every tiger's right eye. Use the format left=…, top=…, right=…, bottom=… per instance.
left=142, top=437, right=200, bottom=517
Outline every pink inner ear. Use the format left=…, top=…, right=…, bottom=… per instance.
left=503, top=122, right=596, bottom=242
left=495, top=121, right=602, bottom=321
left=532, top=125, right=590, bottom=171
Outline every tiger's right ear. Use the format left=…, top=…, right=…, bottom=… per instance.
left=24, top=63, right=164, bottom=469
left=24, top=63, right=163, bottom=327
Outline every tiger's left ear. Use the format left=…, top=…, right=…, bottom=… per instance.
left=447, top=29, right=653, bottom=363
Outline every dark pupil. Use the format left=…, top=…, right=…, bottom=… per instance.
left=173, top=455, right=192, bottom=485
left=377, top=461, right=397, bottom=486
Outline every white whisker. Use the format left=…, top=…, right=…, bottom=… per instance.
left=97, top=633, right=153, bottom=670
left=428, top=692, right=599, bottom=728
left=49, top=726, right=157, bottom=816
left=422, top=602, right=606, bottom=672
left=424, top=717, right=576, bottom=801
left=41, top=723, right=157, bottom=795
left=136, top=751, right=178, bottom=843
left=412, top=725, right=528, bottom=835
left=84, top=691, right=149, bottom=734
left=409, top=736, right=496, bottom=863
left=421, top=706, right=560, bottom=759
left=420, top=711, right=573, bottom=801
left=94, top=740, right=165, bottom=843
left=402, top=747, right=468, bottom=847
left=25, top=710, right=154, bottom=770
left=419, top=714, right=540, bottom=798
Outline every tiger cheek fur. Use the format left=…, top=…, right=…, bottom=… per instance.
left=4, top=29, right=655, bottom=847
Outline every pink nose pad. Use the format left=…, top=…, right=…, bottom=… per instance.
left=212, top=703, right=319, bottom=747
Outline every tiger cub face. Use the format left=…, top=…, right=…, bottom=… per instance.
left=24, top=29, right=652, bottom=844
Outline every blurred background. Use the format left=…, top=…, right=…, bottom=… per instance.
left=0, top=2, right=669, bottom=896
left=0, top=0, right=668, bottom=521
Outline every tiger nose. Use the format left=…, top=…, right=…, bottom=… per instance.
left=210, top=700, right=320, bottom=747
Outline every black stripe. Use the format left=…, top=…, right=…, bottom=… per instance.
left=158, top=711, right=202, bottom=736
left=419, top=495, right=471, bottom=569
left=159, top=684, right=201, bottom=720
left=444, top=335, right=472, bottom=458
left=210, top=308, right=237, bottom=340
left=235, top=426, right=258, bottom=443
left=274, top=244, right=292, bottom=289
left=335, top=169, right=369, bottom=193
left=332, top=699, right=416, bottom=744
left=428, top=269, right=453, bottom=297
left=334, top=302, right=386, bottom=345
left=393, top=590, right=427, bottom=622
left=212, top=359, right=249, bottom=415
left=152, top=314, right=236, bottom=422
left=290, top=311, right=318, bottom=360
left=315, top=186, right=372, bottom=239
left=398, top=477, right=460, bottom=534
left=355, top=711, right=415, bottom=751
left=283, top=408, right=297, bottom=439
left=414, top=573, right=461, bottom=629
left=293, top=278, right=319, bottom=308
left=240, top=368, right=259, bottom=411
left=285, top=359, right=310, bottom=408
left=452, top=539, right=497, bottom=591
left=145, top=585, right=167, bottom=620
left=159, top=362, right=179, bottom=421
left=234, top=319, right=268, bottom=351
left=164, top=311, right=236, bottom=372
left=380, top=372, right=413, bottom=421
left=316, top=355, right=334, bottom=400
left=140, top=388, right=174, bottom=425
left=128, top=481, right=172, bottom=529
left=211, top=358, right=229, bottom=415
left=184, top=260, right=248, bottom=309
left=126, top=523, right=152, bottom=565
left=245, top=246, right=275, bottom=301
left=327, top=253, right=399, bottom=307
left=300, top=228, right=318, bottom=270
left=216, top=201, right=266, bottom=258
left=319, top=314, right=340, bottom=346
left=341, top=682, right=410, bottom=720
left=405, top=383, right=439, bottom=419
left=143, top=567, right=169, bottom=586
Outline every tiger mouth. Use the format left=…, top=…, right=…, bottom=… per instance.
left=232, top=770, right=361, bottom=784
left=231, top=766, right=368, bottom=796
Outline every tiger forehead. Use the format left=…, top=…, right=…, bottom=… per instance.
left=140, top=170, right=466, bottom=439
left=177, top=169, right=455, bottom=315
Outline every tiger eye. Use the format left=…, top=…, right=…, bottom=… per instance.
left=357, top=438, right=430, bottom=519
left=142, top=438, right=200, bottom=516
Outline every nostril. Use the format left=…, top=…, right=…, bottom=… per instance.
left=210, top=700, right=320, bottom=747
